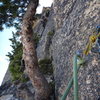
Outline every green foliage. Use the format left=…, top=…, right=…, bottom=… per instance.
left=33, top=32, right=40, bottom=48
left=35, top=14, right=42, bottom=19
left=7, top=32, right=28, bottom=82
left=9, top=64, right=22, bottom=81
left=6, top=32, right=22, bottom=61
left=49, top=81, right=55, bottom=90
left=45, top=9, right=50, bottom=17
left=8, top=43, right=23, bottom=81
left=20, top=76, right=29, bottom=83
left=0, top=0, right=28, bottom=30
left=48, top=30, right=55, bottom=37
left=38, top=58, right=53, bottom=75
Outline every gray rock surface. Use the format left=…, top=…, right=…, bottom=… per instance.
left=35, top=6, right=55, bottom=60
left=0, top=95, right=18, bottom=100
left=0, top=75, right=54, bottom=100
left=1, top=0, right=100, bottom=100
left=52, top=0, right=100, bottom=99
left=0, top=81, right=35, bottom=100
left=2, top=68, right=11, bottom=85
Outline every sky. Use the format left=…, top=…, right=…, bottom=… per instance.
left=0, top=0, right=53, bottom=86
left=0, top=27, right=16, bottom=85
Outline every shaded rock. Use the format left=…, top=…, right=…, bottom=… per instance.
left=16, top=81, right=35, bottom=100
left=0, top=95, right=18, bottom=100
left=0, top=81, right=35, bottom=100
left=35, top=6, right=55, bottom=60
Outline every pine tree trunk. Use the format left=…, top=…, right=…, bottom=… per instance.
left=20, top=0, right=51, bottom=99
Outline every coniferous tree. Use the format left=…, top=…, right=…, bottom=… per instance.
left=6, top=32, right=23, bottom=81
left=0, top=0, right=51, bottom=99
left=0, top=0, right=28, bottom=30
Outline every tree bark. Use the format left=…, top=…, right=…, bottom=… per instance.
left=20, top=0, right=51, bottom=100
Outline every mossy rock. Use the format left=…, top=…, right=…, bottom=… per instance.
left=38, top=58, right=53, bottom=75
left=48, top=30, right=55, bottom=37
left=33, top=32, right=40, bottom=48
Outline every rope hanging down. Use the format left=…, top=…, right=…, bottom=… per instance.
left=61, top=25, right=100, bottom=100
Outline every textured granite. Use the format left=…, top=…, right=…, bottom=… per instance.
left=52, top=0, right=100, bottom=99
left=1, top=68, right=11, bottom=85
left=1, top=0, right=100, bottom=100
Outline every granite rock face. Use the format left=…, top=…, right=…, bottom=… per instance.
left=35, top=7, right=55, bottom=60
left=0, top=7, right=55, bottom=100
left=0, top=95, right=18, bottom=100
left=0, top=81, right=35, bottom=100
left=2, top=68, right=11, bottom=85
left=1, top=0, right=100, bottom=100
left=52, top=0, right=100, bottom=99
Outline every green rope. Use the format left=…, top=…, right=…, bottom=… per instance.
left=61, top=55, right=85, bottom=100
left=73, top=55, right=79, bottom=100
left=61, top=77, right=73, bottom=100
left=61, top=65, right=80, bottom=100
left=61, top=26, right=99, bottom=100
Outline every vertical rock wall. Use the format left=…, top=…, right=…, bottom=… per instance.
left=52, top=0, right=100, bottom=100
left=35, top=7, right=55, bottom=60
left=1, top=1, right=100, bottom=100
left=2, top=68, right=11, bottom=85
